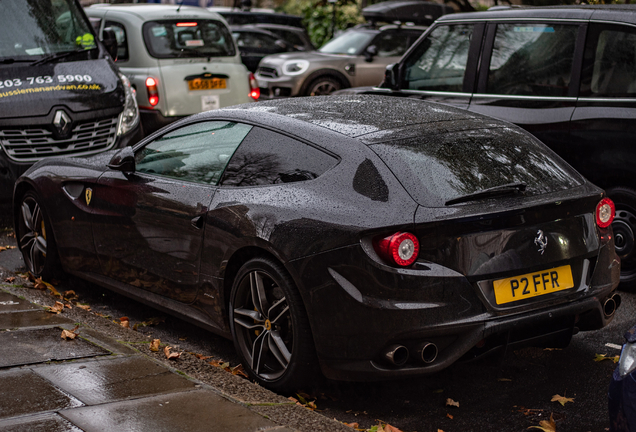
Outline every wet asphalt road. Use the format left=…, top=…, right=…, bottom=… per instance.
left=1, top=206, right=634, bottom=432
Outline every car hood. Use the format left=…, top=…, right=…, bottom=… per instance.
left=0, top=59, right=122, bottom=120
left=259, top=50, right=354, bottom=67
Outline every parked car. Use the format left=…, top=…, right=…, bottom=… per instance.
left=208, top=7, right=305, bottom=29
left=14, top=95, right=620, bottom=392
left=248, top=23, right=314, bottom=52
left=255, top=1, right=451, bottom=97
left=0, top=0, right=142, bottom=202
left=609, top=324, right=636, bottom=432
left=85, top=4, right=258, bottom=136
left=347, top=5, right=636, bottom=289
left=231, top=26, right=294, bottom=72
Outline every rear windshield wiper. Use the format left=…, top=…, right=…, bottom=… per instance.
left=31, top=49, right=87, bottom=66
left=445, top=182, right=527, bottom=206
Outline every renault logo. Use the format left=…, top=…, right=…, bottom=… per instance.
left=53, top=110, right=72, bottom=137
left=534, top=230, right=548, bottom=255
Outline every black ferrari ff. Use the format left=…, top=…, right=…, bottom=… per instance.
left=13, top=95, right=621, bottom=392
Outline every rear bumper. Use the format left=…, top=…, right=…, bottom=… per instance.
left=290, top=239, right=620, bottom=381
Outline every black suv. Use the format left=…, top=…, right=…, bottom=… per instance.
left=355, top=5, right=636, bottom=289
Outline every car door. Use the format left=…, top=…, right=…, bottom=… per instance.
left=354, top=29, right=422, bottom=87
left=468, top=20, right=584, bottom=148
left=396, top=22, right=483, bottom=109
left=90, top=120, right=252, bottom=303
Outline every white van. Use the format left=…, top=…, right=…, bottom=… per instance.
left=86, top=4, right=258, bottom=136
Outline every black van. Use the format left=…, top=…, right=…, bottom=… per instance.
left=351, top=5, right=636, bottom=289
left=0, top=0, right=142, bottom=201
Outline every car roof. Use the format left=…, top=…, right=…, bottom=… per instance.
left=208, top=95, right=508, bottom=142
left=438, top=4, right=636, bottom=25
left=86, top=4, right=225, bottom=21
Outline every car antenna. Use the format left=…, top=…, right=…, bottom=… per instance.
left=176, top=1, right=184, bottom=12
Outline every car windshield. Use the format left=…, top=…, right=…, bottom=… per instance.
left=319, top=30, right=375, bottom=55
left=0, top=0, right=96, bottom=61
left=143, top=20, right=236, bottom=59
left=371, top=126, right=583, bottom=207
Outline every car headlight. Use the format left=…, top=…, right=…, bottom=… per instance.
left=282, top=60, right=309, bottom=76
left=117, top=72, right=140, bottom=136
left=619, top=340, right=636, bottom=378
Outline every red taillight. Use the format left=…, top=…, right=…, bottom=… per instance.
left=373, top=232, right=420, bottom=267
left=596, top=197, right=615, bottom=228
left=145, top=77, right=159, bottom=107
left=248, top=72, right=260, bottom=100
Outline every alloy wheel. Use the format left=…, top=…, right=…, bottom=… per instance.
left=18, top=196, right=48, bottom=275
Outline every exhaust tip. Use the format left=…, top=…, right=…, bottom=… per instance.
left=416, top=342, right=438, bottom=364
left=603, top=296, right=618, bottom=318
left=384, top=344, right=409, bottom=366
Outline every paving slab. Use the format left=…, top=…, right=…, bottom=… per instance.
left=0, top=291, right=39, bottom=313
left=0, top=369, right=83, bottom=420
left=61, top=390, right=294, bottom=432
left=0, top=327, right=110, bottom=368
left=0, top=310, right=73, bottom=329
left=35, top=356, right=199, bottom=405
left=0, top=413, right=84, bottom=432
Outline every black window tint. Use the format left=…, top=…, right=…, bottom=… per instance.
left=370, top=127, right=582, bottom=207
left=105, top=21, right=128, bottom=61
left=403, top=24, right=473, bottom=92
left=580, top=23, right=636, bottom=97
left=488, top=24, right=577, bottom=97
left=136, top=121, right=252, bottom=184
left=220, top=128, right=338, bottom=186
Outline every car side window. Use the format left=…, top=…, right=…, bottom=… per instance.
left=136, top=121, right=252, bottom=185
left=219, top=127, right=338, bottom=186
left=372, top=31, right=411, bottom=58
left=580, top=23, right=636, bottom=97
left=403, top=24, right=473, bottom=92
left=105, top=21, right=129, bottom=61
left=487, top=24, right=578, bottom=97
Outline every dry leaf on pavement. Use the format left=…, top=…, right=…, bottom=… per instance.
left=0, top=245, right=16, bottom=252
left=119, top=317, right=130, bottom=328
left=551, top=394, right=574, bottom=406
left=528, top=413, right=557, bottom=432
left=446, top=398, right=460, bottom=408
left=4, top=276, right=15, bottom=283
left=61, top=325, right=80, bottom=340
left=150, top=339, right=161, bottom=352
left=595, top=353, right=620, bottom=363
left=76, top=303, right=91, bottom=311
left=164, top=346, right=181, bottom=360
left=46, top=301, right=65, bottom=314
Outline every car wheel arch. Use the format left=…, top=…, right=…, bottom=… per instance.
left=299, top=69, right=351, bottom=96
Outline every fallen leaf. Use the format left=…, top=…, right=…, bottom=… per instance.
left=141, top=317, right=165, bottom=327
left=61, top=325, right=80, bottom=340
left=551, top=394, right=574, bottom=406
left=383, top=424, right=403, bottom=432
left=230, top=364, right=249, bottom=378
left=164, top=346, right=181, bottom=360
left=75, top=303, right=91, bottom=311
left=64, top=303, right=72, bottom=309
left=0, top=245, right=16, bottom=252
left=150, top=339, right=161, bottom=352
left=119, top=317, right=130, bottom=328
left=63, top=290, right=78, bottom=301
left=595, top=353, right=620, bottom=363
left=447, top=413, right=454, bottom=419
left=4, top=276, right=15, bottom=283
left=344, top=422, right=359, bottom=429
left=528, top=413, right=557, bottom=432
left=195, top=353, right=212, bottom=360
left=46, top=301, right=65, bottom=314
left=446, top=398, right=460, bottom=408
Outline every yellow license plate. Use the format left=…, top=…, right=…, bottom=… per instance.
left=493, top=265, right=574, bottom=305
left=188, top=78, right=226, bottom=91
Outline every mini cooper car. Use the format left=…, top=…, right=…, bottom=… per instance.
left=85, top=4, right=258, bottom=136
left=14, top=95, right=620, bottom=392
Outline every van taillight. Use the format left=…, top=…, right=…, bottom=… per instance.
left=146, top=77, right=159, bottom=107
left=248, top=72, right=260, bottom=100
left=373, top=232, right=420, bottom=267
left=596, top=197, right=615, bottom=228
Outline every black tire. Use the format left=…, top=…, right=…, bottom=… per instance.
left=15, top=191, right=63, bottom=280
left=606, top=187, right=636, bottom=291
left=229, top=257, right=317, bottom=393
left=305, top=76, right=342, bottom=96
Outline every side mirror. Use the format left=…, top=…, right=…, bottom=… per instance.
left=380, top=63, right=399, bottom=90
left=102, top=28, right=118, bottom=61
left=108, top=147, right=136, bottom=174
left=364, top=45, right=377, bottom=62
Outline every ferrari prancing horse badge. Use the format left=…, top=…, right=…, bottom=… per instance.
left=85, top=188, right=92, bottom=206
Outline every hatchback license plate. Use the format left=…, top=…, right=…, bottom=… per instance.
left=188, top=78, right=226, bottom=91
left=493, top=265, right=574, bottom=305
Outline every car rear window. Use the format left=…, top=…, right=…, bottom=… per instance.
left=319, top=30, right=376, bottom=55
left=143, top=20, right=235, bottom=59
left=370, top=127, right=582, bottom=207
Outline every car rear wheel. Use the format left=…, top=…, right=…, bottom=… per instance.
left=16, top=191, right=62, bottom=280
left=306, top=76, right=341, bottom=96
left=229, top=257, right=317, bottom=392
left=606, top=187, right=636, bottom=291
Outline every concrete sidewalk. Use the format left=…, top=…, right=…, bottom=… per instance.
left=0, top=233, right=350, bottom=432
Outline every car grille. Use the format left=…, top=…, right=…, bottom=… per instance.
left=0, top=116, right=118, bottom=162
left=257, top=67, right=279, bottom=79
